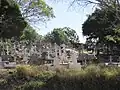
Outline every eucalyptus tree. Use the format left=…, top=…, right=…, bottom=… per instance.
left=15, top=0, right=55, bottom=25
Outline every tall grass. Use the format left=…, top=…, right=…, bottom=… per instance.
left=0, top=64, right=120, bottom=90
left=0, top=65, right=55, bottom=90
left=45, top=65, right=120, bottom=90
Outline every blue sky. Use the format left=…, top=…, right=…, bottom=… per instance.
left=36, top=1, right=95, bottom=43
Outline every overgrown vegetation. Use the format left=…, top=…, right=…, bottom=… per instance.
left=0, top=65, right=120, bottom=90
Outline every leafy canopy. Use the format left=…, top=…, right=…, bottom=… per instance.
left=44, top=27, right=79, bottom=45
left=20, top=25, right=42, bottom=41
left=1, top=0, right=27, bottom=38
left=82, top=8, right=120, bottom=44
left=15, top=0, right=55, bottom=24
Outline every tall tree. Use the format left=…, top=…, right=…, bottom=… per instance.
left=15, top=0, right=55, bottom=24
left=83, top=8, right=120, bottom=55
left=63, top=27, right=79, bottom=43
left=44, top=28, right=68, bottom=45
left=44, top=27, right=79, bottom=45
left=0, top=0, right=27, bottom=38
left=20, top=25, right=42, bottom=41
left=83, top=8, right=120, bottom=44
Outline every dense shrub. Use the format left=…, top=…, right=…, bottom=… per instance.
left=16, top=65, right=40, bottom=77
left=15, top=81, right=45, bottom=90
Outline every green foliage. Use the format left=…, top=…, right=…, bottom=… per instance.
left=83, top=7, right=120, bottom=44
left=15, top=81, right=45, bottom=90
left=44, top=27, right=79, bottom=45
left=1, top=0, right=27, bottom=38
left=16, top=0, right=55, bottom=23
left=20, top=25, right=42, bottom=41
left=63, top=27, right=79, bottom=43
left=16, top=65, right=41, bottom=77
left=83, top=8, right=117, bottom=41
left=1, top=65, right=120, bottom=90
left=83, top=7, right=120, bottom=56
left=105, top=25, right=120, bottom=44
left=45, top=28, right=68, bottom=45
left=15, top=65, right=55, bottom=81
left=46, top=65, right=120, bottom=90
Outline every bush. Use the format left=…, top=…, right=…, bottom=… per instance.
left=35, top=71, right=55, bottom=82
left=15, top=65, right=40, bottom=78
left=15, top=81, right=45, bottom=90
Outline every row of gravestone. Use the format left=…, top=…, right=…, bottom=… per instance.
left=0, top=41, right=61, bottom=65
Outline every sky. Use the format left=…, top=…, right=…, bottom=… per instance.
left=36, top=1, right=95, bottom=43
